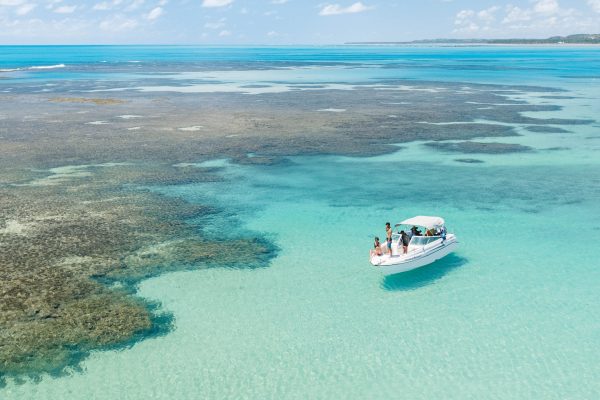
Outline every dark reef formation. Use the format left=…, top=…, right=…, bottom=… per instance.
left=0, top=165, right=274, bottom=384
left=425, top=141, right=533, bottom=154
left=454, top=158, right=485, bottom=164
left=0, top=76, right=592, bottom=384
left=525, top=125, right=571, bottom=134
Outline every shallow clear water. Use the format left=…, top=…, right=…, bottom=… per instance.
left=2, top=46, right=600, bottom=399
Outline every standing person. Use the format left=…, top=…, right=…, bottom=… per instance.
left=385, top=222, right=393, bottom=256
left=400, top=230, right=410, bottom=254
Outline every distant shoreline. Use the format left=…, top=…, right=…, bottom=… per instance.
left=345, top=42, right=600, bottom=47
left=346, top=33, right=600, bottom=46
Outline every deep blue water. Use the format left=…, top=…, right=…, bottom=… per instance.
left=2, top=45, right=600, bottom=84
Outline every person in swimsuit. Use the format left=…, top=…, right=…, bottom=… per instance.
left=400, top=230, right=410, bottom=254
left=411, top=226, right=422, bottom=237
left=385, top=222, right=393, bottom=256
left=370, top=236, right=383, bottom=258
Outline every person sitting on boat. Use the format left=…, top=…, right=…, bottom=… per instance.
left=411, top=226, right=422, bottom=236
left=370, top=236, right=383, bottom=258
left=385, top=222, right=393, bottom=256
left=425, top=228, right=436, bottom=236
left=400, top=230, right=410, bottom=254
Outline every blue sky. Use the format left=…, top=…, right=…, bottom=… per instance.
left=0, top=0, right=599, bottom=44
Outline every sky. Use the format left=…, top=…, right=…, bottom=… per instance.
left=0, top=0, right=599, bottom=44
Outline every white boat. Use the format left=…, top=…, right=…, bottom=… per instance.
left=370, top=216, right=458, bottom=276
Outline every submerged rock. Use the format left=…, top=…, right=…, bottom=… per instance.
left=425, top=141, right=533, bottom=154
left=454, top=158, right=485, bottom=164
left=525, top=125, right=571, bottom=134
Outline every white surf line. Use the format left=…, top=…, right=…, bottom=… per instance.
left=178, top=126, right=204, bottom=131
left=117, top=115, right=143, bottom=119
left=317, top=108, right=346, bottom=112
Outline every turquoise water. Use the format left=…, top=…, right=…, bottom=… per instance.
left=2, top=46, right=600, bottom=399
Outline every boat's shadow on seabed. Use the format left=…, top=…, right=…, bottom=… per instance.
left=381, top=254, right=468, bottom=291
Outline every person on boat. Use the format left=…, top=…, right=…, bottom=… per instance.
left=411, top=226, right=422, bottom=236
left=370, top=237, right=383, bottom=258
left=385, top=222, right=393, bottom=256
left=439, top=226, right=447, bottom=242
left=400, top=230, right=410, bottom=254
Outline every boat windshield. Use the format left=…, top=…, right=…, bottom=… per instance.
left=409, top=236, right=441, bottom=246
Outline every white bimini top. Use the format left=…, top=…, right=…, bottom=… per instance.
left=397, top=216, right=445, bottom=229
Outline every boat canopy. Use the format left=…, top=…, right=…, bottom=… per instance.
left=396, top=216, right=445, bottom=229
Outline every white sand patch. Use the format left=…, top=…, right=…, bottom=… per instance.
left=376, top=85, right=444, bottom=93
left=178, top=126, right=204, bottom=131
left=318, top=108, right=346, bottom=112
left=417, top=121, right=479, bottom=126
left=87, top=121, right=109, bottom=125
left=24, top=163, right=129, bottom=186
left=466, top=101, right=517, bottom=106
left=0, top=220, right=30, bottom=235
left=117, top=115, right=143, bottom=119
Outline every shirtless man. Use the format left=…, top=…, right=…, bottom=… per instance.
left=385, top=222, right=393, bottom=256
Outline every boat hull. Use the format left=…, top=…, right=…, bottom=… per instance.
left=371, top=237, right=458, bottom=276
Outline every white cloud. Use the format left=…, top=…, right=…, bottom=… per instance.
left=477, top=6, right=499, bottom=23
left=45, top=0, right=64, bottom=11
left=218, top=29, right=231, bottom=36
left=99, top=15, right=138, bottom=31
left=502, top=6, right=531, bottom=23
left=202, top=0, right=233, bottom=7
left=534, top=0, right=559, bottom=14
left=454, top=1, right=591, bottom=37
left=125, top=0, right=145, bottom=11
left=0, top=0, right=25, bottom=5
left=146, top=6, right=163, bottom=20
left=93, top=0, right=123, bottom=11
left=588, top=0, right=600, bottom=13
left=318, top=2, right=373, bottom=16
left=0, top=16, right=94, bottom=42
left=455, top=9, right=474, bottom=22
left=16, top=3, right=36, bottom=14
left=271, top=0, right=287, bottom=4
left=93, top=2, right=111, bottom=10
left=267, top=30, right=278, bottom=36
left=54, top=5, right=77, bottom=13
